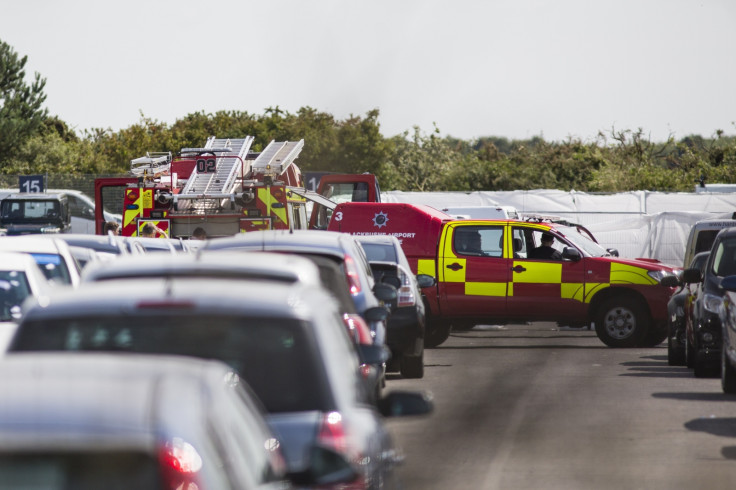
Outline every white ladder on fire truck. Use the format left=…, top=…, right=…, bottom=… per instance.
left=251, top=139, right=305, bottom=179
left=179, top=136, right=254, bottom=212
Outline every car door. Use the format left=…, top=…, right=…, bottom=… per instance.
left=505, top=225, right=587, bottom=321
left=437, top=222, right=509, bottom=317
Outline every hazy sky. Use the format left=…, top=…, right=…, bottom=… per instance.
left=2, top=0, right=735, bottom=142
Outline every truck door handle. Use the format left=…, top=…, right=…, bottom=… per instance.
left=511, top=265, right=526, bottom=273
left=446, top=263, right=464, bottom=271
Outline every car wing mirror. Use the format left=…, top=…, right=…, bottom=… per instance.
left=416, top=274, right=436, bottom=288
left=286, top=445, right=358, bottom=487
left=606, top=248, right=619, bottom=257
left=377, top=390, right=434, bottom=418
left=357, top=344, right=391, bottom=365
left=682, top=268, right=702, bottom=284
left=372, top=282, right=397, bottom=303
left=364, top=305, right=389, bottom=323
left=660, top=275, right=681, bottom=288
left=561, top=247, right=581, bottom=262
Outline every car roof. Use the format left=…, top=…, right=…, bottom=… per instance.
left=20, top=277, right=332, bottom=323
left=0, top=236, right=70, bottom=254
left=0, top=352, right=237, bottom=448
left=205, top=230, right=355, bottom=258
left=81, top=250, right=322, bottom=285
left=3, top=193, right=67, bottom=201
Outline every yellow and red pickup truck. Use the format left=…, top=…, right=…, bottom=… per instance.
left=328, top=202, right=680, bottom=348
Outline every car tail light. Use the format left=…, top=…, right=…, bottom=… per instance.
left=396, top=270, right=416, bottom=307
left=317, top=412, right=368, bottom=490
left=344, top=255, right=362, bottom=295
left=158, top=438, right=202, bottom=490
left=343, top=314, right=373, bottom=346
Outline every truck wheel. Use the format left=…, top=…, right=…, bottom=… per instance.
left=668, top=334, right=686, bottom=366
left=424, top=320, right=451, bottom=348
left=595, top=297, right=647, bottom=348
left=401, top=353, right=424, bottom=379
left=722, top=349, right=736, bottom=394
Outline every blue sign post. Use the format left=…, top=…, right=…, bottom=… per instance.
left=19, top=175, right=44, bottom=193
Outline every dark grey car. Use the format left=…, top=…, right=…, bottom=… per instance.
left=8, top=278, right=432, bottom=489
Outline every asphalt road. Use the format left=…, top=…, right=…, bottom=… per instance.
left=384, top=322, right=736, bottom=490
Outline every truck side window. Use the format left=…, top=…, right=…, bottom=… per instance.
left=454, top=226, right=504, bottom=257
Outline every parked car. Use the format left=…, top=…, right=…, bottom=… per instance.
left=0, top=352, right=354, bottom=489
left=682, top=218, right=736, bottom=273
left=0, top=252, right=51, bottom=351
left=665, top=251, right=710, bottom=366
left=81, top=250, right=322, bottom=286
left=682, top=228, right=736, bottom=377
left=718, top=275, right=736, bottom=393
left=203, top=230, right=396, bottom=346
left=0, top=235, right=80, bottom=287
left=357, top=234, right=436, bottom=379
left=8, top=278, right=432, bottom=489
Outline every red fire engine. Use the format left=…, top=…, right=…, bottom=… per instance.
left=94, top=136, right=322, bottom=238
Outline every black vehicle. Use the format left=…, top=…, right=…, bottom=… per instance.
left=683, top=228, right=736, bottom=377
left=358, top=235, right=435, bottom=379
left=717, top=275, right=736, bottom=393
left=0, top=193, right=71, bottom=235
left=666, top=251, right=710, bottom=366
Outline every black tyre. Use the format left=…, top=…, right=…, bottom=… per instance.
left=424, top=320, right=451, bottom=348
left=667, top=334, right=686, bottom=366
left=722, top=348, right=736, bottom=394
left=400, top=353, right=424, bottom=379
left=693, top=351, right=718, bottom=378
left=685, top=338, right=695, bottom=369
left=595, top=296, right=647, bottom=348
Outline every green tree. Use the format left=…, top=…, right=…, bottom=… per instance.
left=0, top=40, right=48, bottom=166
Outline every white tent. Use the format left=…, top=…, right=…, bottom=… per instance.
left=383, top=189, right=736, bottom=268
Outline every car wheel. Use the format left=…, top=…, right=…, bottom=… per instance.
left=722, top=348, right=736, bottom=394
left=693, top=350, right=718, bottom=378
left=594, top=297, right=647, bottom=348
left=424, top=319, right=451, bottom=348
left=401, top=353, right=424, bottom=379
left=667, top=333, right=686, bottom=366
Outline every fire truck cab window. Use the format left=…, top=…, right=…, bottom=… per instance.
left=454, top=226, right=504, bottom=257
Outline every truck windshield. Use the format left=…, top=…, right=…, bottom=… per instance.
left=1, top=200, right=60, bottom=220
left=556, top=225, right=610, bottom=257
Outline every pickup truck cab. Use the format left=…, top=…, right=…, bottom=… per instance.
left=328, top=202, right=680, bottom=348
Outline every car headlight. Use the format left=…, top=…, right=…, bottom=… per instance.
left=703, top=293, right=724, bottom=314
left=648, top=270, right=675, bottom=283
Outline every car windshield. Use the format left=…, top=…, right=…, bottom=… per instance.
left=28, top=253, right=72, bottom=285
left=555, top=225, right=610, bottom=257
left=712, top=237, right=736, bottom=277
left=11, top=315, right=330, bottom=413
left=0, top=271, right=31, bottom=322
left=1, top=200, right=59, bottom=220
left=0, top=452, right=160, bottom=489
left=360, top=242, right=398, bottom=263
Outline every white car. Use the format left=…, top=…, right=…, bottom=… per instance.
left=0, top=252, right=51, bottom=350
left=0, top=236, right=80, bottom=287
